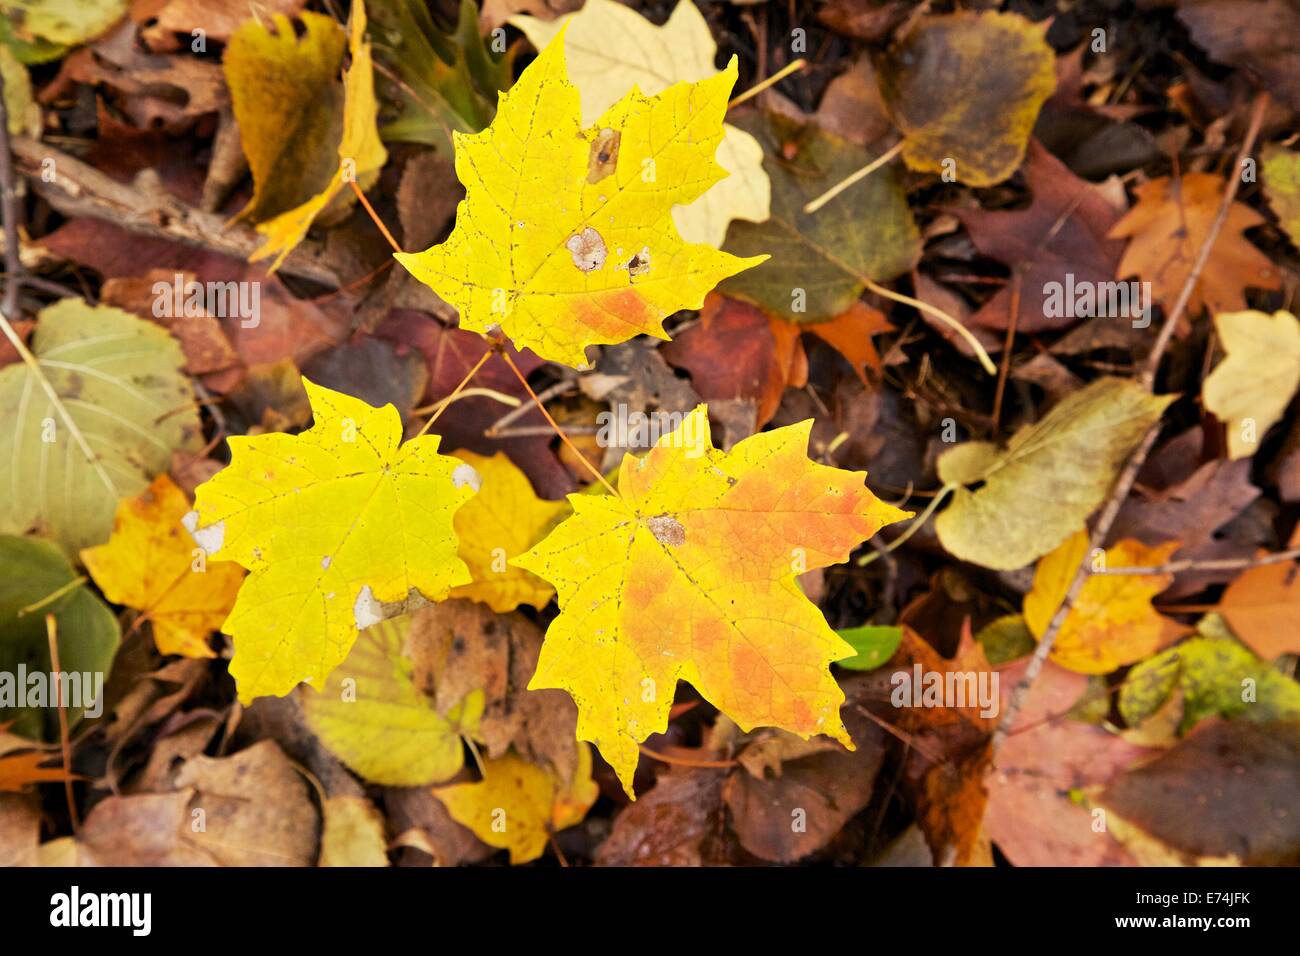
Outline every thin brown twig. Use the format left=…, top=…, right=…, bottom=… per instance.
left=497, top=349, right=618, bottom=495
left=1096, top=546, right=1300, bottom=576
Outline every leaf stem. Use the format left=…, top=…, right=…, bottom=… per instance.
left=349, top=179, right=402, bottom=254
left=802, top=140, right=905, bottom=215
left=728, top=59, right=806, bottom=110
left=414, top=345, right=494, bottom=438
left=862, top=277, right=997, bottom=375
left=496, top=349, right=618, bottom=496
left=857, top=484, right=951, bottom=566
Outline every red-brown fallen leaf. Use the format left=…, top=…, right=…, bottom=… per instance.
left=951, top=140, right=1128, bottom=333
left=662, top=293, right=891, bottom=428
left=660, top=293, right=806, bottom=427
left=1217, top=560, right=1300, bottom=658
left=985, top=659, right=1151, bottom=866
left=594, top=767, right=731, bottom=866
left=1098, top=719, right=1300, bottom=865
left=723, top=709, right=886, bottom=863
left=38, top=219, right=350, bottom=371
left=373, top=310, right=576, bottom=498
left=1178, top=0, right=1300, bottom=112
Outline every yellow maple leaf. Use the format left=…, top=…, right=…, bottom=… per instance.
left=1023, top=531, right=1179, bottom=675
left=1202, top=309, right=1300, bottom=460
left=81, top=474, right=244, bottom=659
left=509, top=0, right=770, bottom=247
left=449, top=451, right=568, bottom=613
left=395, top=28, right=765, bottom=369
left=1108, top=173, right=1280, bottom=316
left=187, top=379, right=478, bottom=702
left=251, top=0, right=388, bottom=271
left=432, top=745, right=598, bottom=864
left=513, top=405, right=910, bottom=794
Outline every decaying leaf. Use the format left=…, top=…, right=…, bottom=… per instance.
left=224, top=12, right=346, bottom=226
left=189, top=380, right=477, bottom=702
left=1119, top=621, right=1300, bottom=734
left=0, top=301, right=201, bottom=556
left=319, top=795, right=390, bottom=867
left=1023, top=531, right=1178, bottom=674
left=1202, top=309, right=1300, bottom=460
left=935, top=377, right=1173, bottom=570
left=395, top=30, right=764, bottom=367
left=250, top=0, right=388, bottom=270
left=81, top=474, right=244, bottom=659
left=514, top=405, right=909, bottom=793
left=1262, top=143, right=1300, bottom=248
left=432, top=745, right=598, bottom=864
left=1099, top=719, right=1300, bottom=865
left=877, top=10, right=1056, bottom=186
left=720, top=111, right=920, bottom=323
left=510, top=0, right=770, bottom=247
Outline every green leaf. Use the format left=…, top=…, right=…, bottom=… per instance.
left=836, top=624, right=903, bottom=671
left=720, top=111, right=920, bottom=323
left=0, top=534, right=120, bottom=739
left=0, top=300, right=201, bottom=555
left=973, top=613, right=1036, bottom=665
left=369, top=0, right=513, bottom=153
left=1119, top=619, right=1300, bottom=734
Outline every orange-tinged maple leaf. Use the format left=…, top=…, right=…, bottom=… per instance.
left=81, top=474, right=244, bottom=659
left=1108, top=173, right=1280, bottom=317
left=395, top=28, right=765, bottom=368
left=513, top=405, right=910, bottom=794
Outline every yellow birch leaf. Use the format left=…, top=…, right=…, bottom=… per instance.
left=1024, top=531, right=1179, bottom=674
left=81, top=474, right=244, bottom=659
left=934, top=377, right=1174, bottom=571
left=1202, top=309, right=1300, bottom=460
left=877, top=11, right=1056, bottom=187
left=432, top=745, right=598, bottom=864
left=187, top=379, right=478, bottom=702
left=301, top=616, right=469, bottom=786
left=224, top=12, right=346, bottom=226
left=509, top=0, right=770, bottom=247
left=1262, top=144, right=1300, bottom=249
left=449, top=451, right=568, bottom=613
left=513, top=405, right=910, bottom=794
left=395, top=28, right=765, bottom=369
left=251, top=0, right=388, bottom=271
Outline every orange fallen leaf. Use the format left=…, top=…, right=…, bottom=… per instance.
left=1217, top=560, right=1300, bottom=659
left=82, top=474, right=245, bottom=659
left=1108, top=172, right=1280, bottom=317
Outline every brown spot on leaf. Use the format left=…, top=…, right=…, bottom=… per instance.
left=647, top=514, right=686, bottom=547
left=587, top=128, right=621, bottom=184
